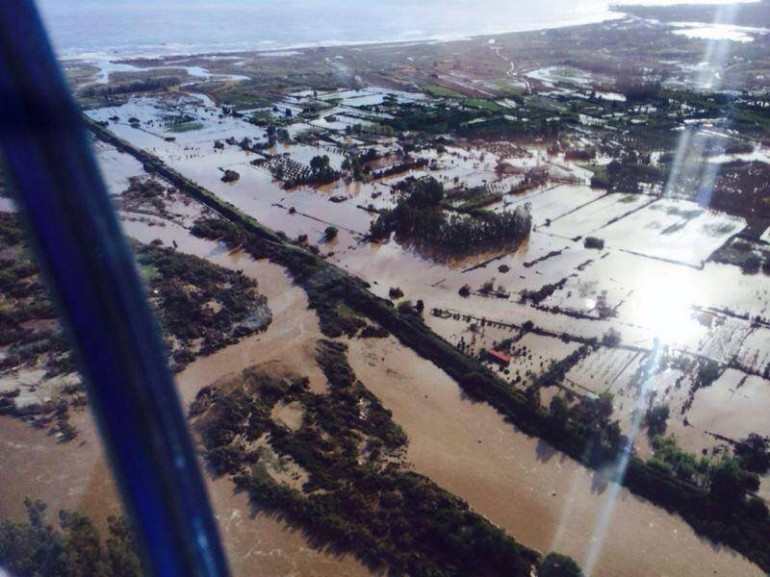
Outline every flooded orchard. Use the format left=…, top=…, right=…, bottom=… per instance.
left=348, top=336, right=763, bottom=577
left=93, top=117, right=770, bottom=575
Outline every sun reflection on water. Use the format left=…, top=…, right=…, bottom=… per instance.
left=629, top=275, right=704, bottom=346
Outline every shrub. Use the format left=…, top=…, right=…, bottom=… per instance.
left=584, top=236, right=605, bottom=250
left=389, top=287, right=404, bottom=299
left=537, top=552, right=584, bottom=577
left=324, top=226, right=338, bottom=241
left=645, top=404, right=670, bottom=437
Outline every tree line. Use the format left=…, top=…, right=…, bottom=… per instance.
left=369, top=177, right=532, bottom=259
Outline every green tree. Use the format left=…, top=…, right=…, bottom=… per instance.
left=742, top=254, right=762, bottom=274
left=596, top=391, right=614, bottom=420
left=537, top=552, right=584, bottom=577
left=60, top=510, right=108, bottom=576
left=550, top=395, right=569, bottom=424
left=735, top=433, right=770, bottom=474
left=644, top=404, right=670, bottom=437
left=310, top=155, right=331, bottom=173
left=710, top=457, right=746, bottom=506
left=0, top=499, right=66, bottom=577
left=105, top=516, right=143, bottom=577
left=0, top=500, right=142, bottom=577
left=406, top=177, right=444, bottom=209
left=324, top=226, right=339, bottom=241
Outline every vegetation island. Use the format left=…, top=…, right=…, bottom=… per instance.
left=4, top=3, right=770, bottom=576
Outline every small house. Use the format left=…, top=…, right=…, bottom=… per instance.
left=486, top=349, right=511, bottom=367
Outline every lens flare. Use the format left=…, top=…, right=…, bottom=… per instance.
left=630, top=275, right=703, bottom=346
left=578, top=7, right=739, bottom=574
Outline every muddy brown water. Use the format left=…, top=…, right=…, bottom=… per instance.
left=0, top=233, right=372, bottom=577
left=348, top=336, right=764, bottom=577
left=0, top=413, right=369, bottom=577
left=2, top=167, right=764, bottom=576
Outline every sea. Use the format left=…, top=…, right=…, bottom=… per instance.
left=36, top=0, right=758, bottom=61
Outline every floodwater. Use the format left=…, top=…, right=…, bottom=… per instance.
left=0, top=220, right=372, bottom=577
left=671, top=22, right=768, bottom=43
left=0, top=197, right=17, bottom=213
left=97, top=119, right=770, bottom=461
left=348, top=336, right=764, bottom=577
left=175, top=258, right=331, bottom=402
left=206, top=474, right=369, bottom=577
left=0, top=414, right=122, bottom=528
left=58, top=105, right=769, bottom=576
left=0, top=413, right=370, bottom=577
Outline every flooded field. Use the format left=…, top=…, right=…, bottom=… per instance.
left=598, top=198, right=746, bottom=267
left=566, top=348, right=643, bottom=396
left=545, top=192, right=654, bottom=238
left=93, top=141, right=146, bottom=195
left=676, top=372, right=770, bottom=450
left=508, top=185, right=601, bottom=227
left=348, top=336, right=764, bottom=577
left=4, top=64, right=763, bottom=573
left=0, top=212, right=372, bottom=576
left=112, top=142, right=770, bottom=468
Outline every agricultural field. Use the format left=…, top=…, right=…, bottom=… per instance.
left=599, top=198, right=747, bottom=267
left=545, top=192, right=655, bottom=239
left=737, top=328, right=770, bottom=376
left=681, top=371, right=770, bottom=449
left=565, top=347, right=642, bottom=397
left=507, top=184, right=602, bottom=227
left=5, top=9, right=770, bottom=576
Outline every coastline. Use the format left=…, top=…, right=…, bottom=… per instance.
left=58, top=11, right=628, bottom=65
left=47, top=0, right=765, bottom=65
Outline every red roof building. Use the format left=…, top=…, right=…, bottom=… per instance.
left=486, top=349, right=511, bottom=366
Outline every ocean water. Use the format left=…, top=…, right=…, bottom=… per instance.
left=36, top=0, right=758, bottom=60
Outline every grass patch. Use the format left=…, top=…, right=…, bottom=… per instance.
left=139, top=263, right=159, bottom=284
left=580, top=163, right=608, bottom=185
left=423, top=83, right=464, bottom=98
left=464, top=98, right=506, bottom=113
left=217, top=88, right=273, bottom=109
left=167, top=121, right=204, bottom=133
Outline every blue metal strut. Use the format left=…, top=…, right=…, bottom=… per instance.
left=0, top=3, right=231, bottom=576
